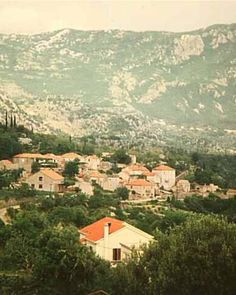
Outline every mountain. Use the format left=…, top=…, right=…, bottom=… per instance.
left=0, top=24, right=236, bottom=150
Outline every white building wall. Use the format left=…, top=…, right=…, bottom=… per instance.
left=153, top=170, right=176, bottom=190
left=93, top=226, right=153, bottom=262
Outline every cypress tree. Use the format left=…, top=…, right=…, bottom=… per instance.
left=5, top=111, right=8, bottom=129
left=10, top=114, right=13, bottom=128
left=13, top=115, right=17, bottom=127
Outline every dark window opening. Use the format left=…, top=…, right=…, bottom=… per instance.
left=113, top=248, right=121, bottom=261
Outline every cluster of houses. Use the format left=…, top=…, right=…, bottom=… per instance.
left=0, top=152, right=179, bottom=199
left=0, top=151, right=235, bottom=265
left=0, top=152, right=157, bottom=263
left=0, top=151, right=234, bottom=200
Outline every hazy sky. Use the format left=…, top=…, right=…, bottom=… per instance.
left=0, top=1, right=236, bottom=34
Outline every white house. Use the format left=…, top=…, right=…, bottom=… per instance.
left=85, top=155, right=101, bottom=170
left=100, top=175, right=121, bottom=192
left=119, top=164, right=150, bottom=181
left=25, top=168, right=65, bottom=192
left=176, top=179, right=191, bottom=193
left=125, top=178, right=156, bottom=199
left=79, top=217, right=153, bottom=263
left=152, top=165, right=176, bottom=190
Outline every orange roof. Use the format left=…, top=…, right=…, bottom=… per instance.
left=128, top=164, right=149, bottom=172
left=127, top=179, right=153, bottom=187
left=62, top=152, right=81, bottom=159
left=143, top=171, right=155, bottom=176
left=89, top=171, right=105, bottom=178
left=0, top=159, right=13, bottom=165
left=79, top=217, right=125, bottom=242
left=153, top=165, right=174, bottom=171
left=40, top=168, right=64, bottom=181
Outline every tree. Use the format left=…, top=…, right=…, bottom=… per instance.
left=31, top=161, right=40, bottom=174
left=64, top=160, right=79, bottom=178
left=111, top=149, right=131, bottom=165
left=115, top=187, right=129, bottom=200
left=33, top=225, right=111, bottom=294
left=113, top=215, right=236, bottom=295
left=16, top=183, right=36, bottom=198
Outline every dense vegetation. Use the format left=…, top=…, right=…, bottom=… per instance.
left=0, top=191, right=236, bottom=294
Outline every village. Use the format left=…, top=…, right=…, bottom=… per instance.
left=0, top=149, right=235, bottom=266
left=1, top=150, right=233, bottom=200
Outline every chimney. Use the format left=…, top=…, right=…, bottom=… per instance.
left=103, top=222, right=111, bottom=260
left=104, top=222, right=111, bottom=240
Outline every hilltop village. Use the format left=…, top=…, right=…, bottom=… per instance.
left=0, top=151, right=230, bottom=201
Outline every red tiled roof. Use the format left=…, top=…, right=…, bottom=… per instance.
left=0, top=159, right=13, bottom=165
left=153, top=165, right=174, bottom=171
left=143, top=171, right=155, bottom=176
left=127, top=164, right=149, bottom=172
left=79, top=217, right=125, bottom=242
left=127, top=179, right=153, bottom=187
left=40, top=168, right=64, bottom=181
left=89, top=171, right=105, bottom=178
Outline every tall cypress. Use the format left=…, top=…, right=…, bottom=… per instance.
left=10, top=114, right=13, bottom=128
left=5, top=111, right=8, bottom=129
left=13, top=115, right=17, bottom=127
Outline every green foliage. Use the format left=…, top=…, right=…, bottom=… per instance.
left=0, top=169, right=22, bottom=189
left=192, top=153, right=236, bottom=188
left=16, top=183, right=36, bottom=199
left=172, top=194, right=236, bottom=222
left=112, top=215, right=236, bottom=295
left=48, top=206, right=89, bottom=227
left=115, top=187, right=129, bottom=200
left=33, top=225, right=111, bottom=294
left=0, top=125, right=23, bottom=160
left=31, top=161, right=40, bottom=174
left=63, top=160, right=79, bottom=178
left=111, top=149, right=131, bottom=165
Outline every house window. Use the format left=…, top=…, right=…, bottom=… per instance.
left=39, top=176, right=43, bottom=181
left=39, top=184, right=43, bottom=189
left=31, top=184, right=35, bottom=189
left=113, top=248, right=121, bottom=261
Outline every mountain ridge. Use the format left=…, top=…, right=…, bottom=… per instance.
left=0, top=23, right=236, bottom=151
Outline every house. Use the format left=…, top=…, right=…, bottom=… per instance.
left=119, top=164, right=150, bottom=181
left=0, top=160, right=18, bottom=170
left=13, top=153, right=44, bottom=172
left=61, top=152, right=82, bottom=162
left=99, top=161, right=112, bottom=172
left=100, top=175, right=121, bottom=192
left=77, top=179, right=94, bottom=195
left=152, top=165, right=176, bottom=190
left=143, top=171, right=156, bottom=183
left=79, top=217, right=153, bottom=263
left=195, top=183, right=219, bottom=195
left=125, top=179, right=156, bottom=199
left=25, top=168, right=64, bottom=192
left=176, top=179, right=191, bottom=193
left=226, top=189, right=236, bottom=198
left=85, top=155, right=101, bottom=170
left=44, top=153, right=64, bottom=167
left=87, top=170, right=105, bottom=184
